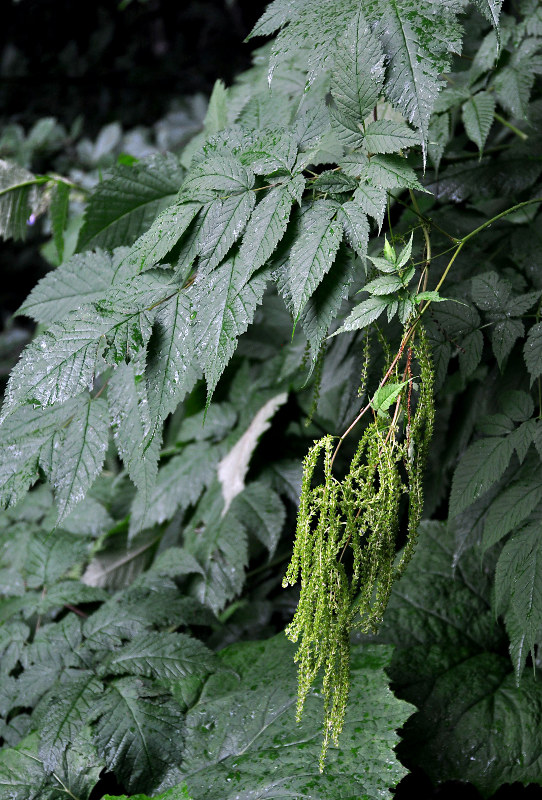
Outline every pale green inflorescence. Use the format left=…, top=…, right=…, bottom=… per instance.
left=283, top=324, right=435, bottom=767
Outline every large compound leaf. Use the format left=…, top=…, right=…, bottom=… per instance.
left=2, top=273, right=175, bottom=419
left=173, top=635, right=411, bottom=799
left=380, top=521, right=542, bottom=796
left=449, top=435, right=515, bottom=517
left=93, top=677, right=184, bottom=793
left=77, top=154, right=185, bottom=251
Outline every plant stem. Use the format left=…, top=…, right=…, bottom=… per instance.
left=494, top=112, right=528, bottom=141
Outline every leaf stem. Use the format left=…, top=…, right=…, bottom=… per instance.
left=494, top=112, right=528, bottom=141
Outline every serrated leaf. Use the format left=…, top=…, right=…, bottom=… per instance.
left=472, top=0, right=503, bottom=32
left=50, top=181, right=70, bottom=262
left=77, top=154, right=185, bottom=251
left=36, top=673, right=104, bottom=772
left=449, top=435, right=515, bottom=517
left=120, top=201, right=201, bottom=273
left=100, top=631, right=218, bottom=681
left=299, top=247, right=355, bottom=359
left=287, top=200, right=343, bottom=320
left=51, top=395, right=109, bottom=523
left=381, top=521, right=542, bottom=795
left=18, top=248, right=131, bottom=325
left=364, top=274, right=404, bottom=295
left=0, top=734, right=48, bottom=800
left=462, top=91, right=495, bottom=153
left=353, top=184, right=387, bottom=230
left=364, top=154, right=424, bottom=191
left=3, top=274, right=174, bottom=418
left=238, top=182, right=296, bottom=275
left=492, top=318, right=524, bottom=368
left=338, top=201, right=369, bottom=260
left=0, top=159, right=41, bottom=242
left=482, top=470, right=542, bottom=552
left=240, top=129, right=298, bottom=174
left=496, top=527, right=542, bottom=653
left=0, top=400, right=81, bottom=509
left=145, top=291, right=200, bottom=438
left=332, top=294, right=390, bottom=336
left=231, top=482, right=286, bottom=557
left=524, top=322, right=542, bottom=383
left=204, top=79, right=229, bottom=135
left=179, top=635, right=411, bottom=799
left=93, top=677, right=184, bottom=793
left=363, top=120, right=420, bottom=154
left=371, top=380, right=410, bottom=413
left=372, top=0, right=453, bottom=160
left=499, top=390, right=534, bottom=422
left=191, top=256, right=269, bottom=400
left=129, top=443, right=217, bottom=536
left=471, top=270, right=510, bottom=311
left=331, top=7, right=385, bottom=122
left=180, top=154, right=254, bottom=201
left=108, top=357, right=161, bottom=503
left=198, top=191, right=256, bottom=274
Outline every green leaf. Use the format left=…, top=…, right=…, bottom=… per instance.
left=0, top=399, right=82, bottom=509
left=471, top=0, right=503, bottom=32
left=35, top=673, right=104, bottom=772
left=363, top=120, right=420, bottom=154
left=93, top=677, right=184, bottom=793
left=120, top=201, right=201, bottom=273
left=338, top=201, right=369, bottom=260
left=482, top=469, right=542, bottom=551
left=449, top=435, right=515, bottom=517
left=178, top=635, right=411, bottom=799
left=371, top=0, right=451, bottom=158
left=51, top=395, right=109, bottom=524
left=180, top=154, right=254, bottom=200
left=0, top=734, right=48, bottom=800
left=197, top=191, right=256, bottom=274
left=204, top=79, right=229, bottom=135
left=240, top=129, right=298, bottom=175
left=524, top=322, right=542, bottom=383
left=77, top=154, right=185, bottom=251
left=18, top=248, right=132, bottom=325
left=332, top=294, right=390, bottom=336
left=499, top=390, right=534, bottom=422
left=49, top=181, right=70, bottom=263
left=495, top=526, right=542, bottom=654
left=191, top=256, right=269, bottom=400
left=287, top=200, right=343, bottom=320
left=99, top=631, right=218, bottom=681
left=0, top=159, right=41, bottom=242
left=331, top=7, right=385, bottom=123
left=145, top=291, right=200, bottom=435
left=364, top=154, right=424, bottom=191
left=415, top=290, right=449, bottom=303
left=230, top=482, right=286, bottom=556
left=380, top=521, right=542, bottom=796
left=462, top=91, right=495, bottom=153
left=364, top=274, right=404, bottom=295
left=371, top=379, right=410, bottom=414
left=129, top=443, right=217, bottom=536
left=353, top=184, right=387, bottom=231
left=2, top=273, right=174, bottom=418
left=238, top=181, right=297, bottom=274
left=492, top=318, right=524, bottom=368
